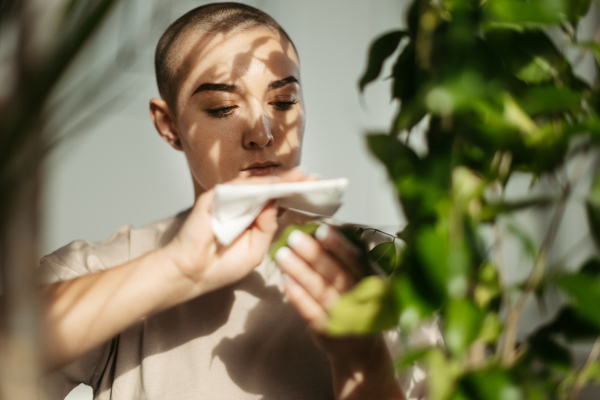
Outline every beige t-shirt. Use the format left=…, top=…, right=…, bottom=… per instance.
left=38, top=211, right=436, bottom=400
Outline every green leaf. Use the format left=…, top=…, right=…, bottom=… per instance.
left=567, top=0, right=592, bottom=24
left=425, top=71, right=487, bottom=116
left=503, top=93, right=539, bottom=134
left=587, top=168, right=600, bottom=248
left=474, top=262, right=501, bottom=309
left=533, top=306, right=600, bottom=342
left=415, top=227, right=448, bottom=294
left=452, top=166, right=484, bottom=211
left=528, top=335, right=572, bottom=370
left=486, top=29, right=571, bottom=89
left=445, top=299, right=485, bottom=356
left=394, top=273, right=441, bottom=329
left=427, top=349, right=460, bottom=400
left=367, top=132, right=452, bottom=222
left=579, top=41, right=600, bottom=67
left=580, top=257, right=600, bottom=276
left=394, top=99, right=427, bottom=132
left=517, top=87, right=581, bottom=116
left=460, top=367, right=523, bottom=400
left=392, top=41, right=419, bottom=102
left=515, top=56, right=558, bottom=83
left=269, top=223, right=319, bottom=260
left=327, top=276, right=398, bottom=335
left=395, top=347, right=433, bottom=369
left=478, top=312, right=502, bottom=343
left=359, top=31, right=407, bottom=92
left=368, top=241, right=399, bottom=275
left=483, top=0, right=567, bottom=26
left=587, top=202, right=600, bottom=249
left=556, top=273, right=600, bottom=328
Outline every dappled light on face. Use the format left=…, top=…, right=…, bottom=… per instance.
left=171, top=27, right=304, bottom=195
left=178, top=28, right=300, bottom=104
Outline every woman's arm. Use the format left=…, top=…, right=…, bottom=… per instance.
left=275, top=225, right=406, bottom=400
left=42, top=175, right=284, bottom=371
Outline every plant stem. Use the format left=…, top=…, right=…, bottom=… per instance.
left=499, top=198, right=566, bottom=365
left=568, top=337, right=600, bottom=400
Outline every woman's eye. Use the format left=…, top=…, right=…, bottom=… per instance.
left=206, top=106, right=237, bottom=118
left=272, top=101, right=298, bottom=111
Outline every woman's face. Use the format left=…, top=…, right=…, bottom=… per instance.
left=158, top=27, right=304, bottom=196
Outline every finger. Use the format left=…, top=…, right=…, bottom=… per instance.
left=286, top=230, right=355, bottom=291
left=275, top=246, right=341, bottom=310
left=227, top=201, right=278, bottom=265
left=315, top=225, right=363, bottom=280
left=252, top=201, right=278, bottom=235
left=284, top=278, right=328, bottom=332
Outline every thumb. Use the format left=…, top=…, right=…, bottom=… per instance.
left=252, top=201, right=279, bottom=237
left=230, top=201, right=278, bottom=263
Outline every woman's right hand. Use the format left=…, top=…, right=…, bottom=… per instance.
left=41, top=167, right=312, bottom=370
left=162, top=168, right=310, bottom=296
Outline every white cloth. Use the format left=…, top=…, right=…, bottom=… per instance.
left=211, top=178, right=349, bottom=245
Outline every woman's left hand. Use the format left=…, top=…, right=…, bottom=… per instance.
left=274, top=224, right=361, bottom=332
left=274, top=225, right=405, bottom=400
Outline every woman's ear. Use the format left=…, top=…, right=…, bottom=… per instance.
left=149, top=98, right=183, bottom=151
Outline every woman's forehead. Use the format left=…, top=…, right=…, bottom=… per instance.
left=178, top=27, right=300, bottom=91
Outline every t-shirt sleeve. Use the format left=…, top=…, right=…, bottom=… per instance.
left=38, top=225, right=132, bottom=399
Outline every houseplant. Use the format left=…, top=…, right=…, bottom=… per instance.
left=328, top=0, right=600, bottom=398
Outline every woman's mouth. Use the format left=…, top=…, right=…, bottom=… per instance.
left=242, top=162, right=280, bottom=177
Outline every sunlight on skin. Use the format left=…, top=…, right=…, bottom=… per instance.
left=340, top=371, right=365, bottom=399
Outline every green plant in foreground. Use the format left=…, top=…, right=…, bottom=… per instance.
left=309, top=0, right=600, bottom=399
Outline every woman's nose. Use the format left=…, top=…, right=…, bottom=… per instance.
left=242, top=103, right=273, bottom=149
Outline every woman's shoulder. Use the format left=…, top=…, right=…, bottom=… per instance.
left=38, top=209, right=191, bottom=283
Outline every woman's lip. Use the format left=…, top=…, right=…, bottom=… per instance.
left=242, top=165, right=279, bottom=177
left=243, top=162, right=279, bottom=170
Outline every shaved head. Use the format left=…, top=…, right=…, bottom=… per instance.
left=155, top=2, right=297, bottom=111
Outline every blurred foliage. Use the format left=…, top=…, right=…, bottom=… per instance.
left=278, top=0, right=600, bottom=398
left=0, top=0, right=174, bottom=398
left=0, top=0, right=119, bottom=214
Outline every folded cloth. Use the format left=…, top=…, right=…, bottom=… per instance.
left=211, top=178, right=349, bottom=245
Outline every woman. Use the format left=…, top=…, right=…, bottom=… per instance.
left=40, top=3, right=431, bottom=399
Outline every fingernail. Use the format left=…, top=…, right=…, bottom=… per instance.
left=308, top=173, right=322, bottom=180
left=275, top=246, right=292, bottom=263
left=315, top=224, right=330, bottom=241
left=292, top=166, right=305, bottom=173
left=281, top=273, right=290, bottom=281
left=287, top=230, right=305, bottom=248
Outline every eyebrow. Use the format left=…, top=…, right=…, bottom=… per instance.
left=269, top=76, right=299, bottom=89
left=191, top=76, right=299, bottom=97
left=192, top=83, right=239, bottom=96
